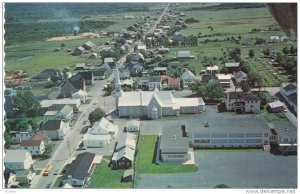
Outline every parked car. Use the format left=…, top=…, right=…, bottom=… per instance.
left=46, top=183, right=51, bottom=188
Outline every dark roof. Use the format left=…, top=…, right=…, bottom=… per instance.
left=40, top=120, right=62, bottom=131
left=60, top=81, right=78, bottom=93
left=228, top=92, right=260, bottom=101
left=93, top=69, right=106, bottom=76
left=272, top=121, right=297, bottom=139
left=68, top=74, right=85, bottom=90
left=48, top=104, right=65, bottom=111
left=63, top=152, right=95, bottom=181
left=202, top=75, right=216, bottom=83
left=287, top=93, right=297, bottom=105
left=160, top=128, right=189, bottom=152
left=79, top=71, right=93, bottom=81
left=284, top=83, right=297, bottom=92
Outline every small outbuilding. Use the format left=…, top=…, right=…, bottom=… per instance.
left=125, top=120, right=140, bottom=132
left=267, top=101, right=284, bottom=113
left=122, top=169, right=134, bottom=182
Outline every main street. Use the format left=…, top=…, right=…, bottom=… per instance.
left=30, top=3, right=170, bottom=189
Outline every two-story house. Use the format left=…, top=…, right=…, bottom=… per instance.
left=181, top=69, right=197, bottom=88
left=225, top=92, right=261, bottom=113
left=140, top=76, right=162, bottom=91
left=40, top=120, right=70, bottom=140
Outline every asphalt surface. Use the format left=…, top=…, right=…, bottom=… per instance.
left=135, top=152, right=297, bottom=189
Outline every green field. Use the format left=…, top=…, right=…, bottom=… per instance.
left=4, top=37, right=111, bottom=77
left=161, top=5, right=297, bottom=86
left=136, top=135, right=198, bottom=174
left=88, top=159, right=133, bottom=188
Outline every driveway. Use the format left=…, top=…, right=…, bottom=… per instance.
left=135, top=152, right=297, bottom=189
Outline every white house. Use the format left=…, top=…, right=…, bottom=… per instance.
left=225, top=92, right=261, bottom=113
left=206, top=65, right=219, bottom=75
left=71, top=90, right=88, bottom=103
left=43, top=104, right=73, bottom=123
left=83, top=117, right=119, bottom=148
left=125, top=120, right=140, bottom=132
left=178, top=51, right=191, bottom=59
left=137, top=45, right=147, bottom=52
left=4, top=150, right=35, bottom=171
left=40, top=120, right=70, bottom=140
left=217, top=74, right=231, bottom=87
left=280, top=83, right=297, bottom=113
left=181, top=69, right=197, bottom=88
left=63, top=152, right=101, bottom=187
left=233, top=71, right=248, bottom=84
left=20, top=139, right=45, bottom=156
left=140, top=76, right=162, bottom=90
left=270, top=36, right=280, bottom=43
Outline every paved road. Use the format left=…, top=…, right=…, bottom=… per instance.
left=136, top=152, right=297, bottom=189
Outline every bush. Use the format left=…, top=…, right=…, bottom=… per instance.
left=88, top=108, right=106, bottom=124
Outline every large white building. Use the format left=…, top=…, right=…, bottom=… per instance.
left=83, top=117, right=118, bottom=148
left=4, top=150, right=35, bottom=171
left=187, top=117, right=270, bottom=148
left=114, top=67, right=205, bottom=119
left=118, top=91, right=205, bottom=119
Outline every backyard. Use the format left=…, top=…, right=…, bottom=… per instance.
left=88, top=158, right=133, bottom=188
left=136, top=135, right=198, bottom=174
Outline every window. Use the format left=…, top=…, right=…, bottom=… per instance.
left=264, top=133, right=268, bottom=138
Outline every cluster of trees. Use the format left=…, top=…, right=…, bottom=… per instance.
left=184, top=17, right=199, bottom=23
left=207, top=25, right=214, bottom=32
left=275, top=53, right=297, bottom=81
left=5, top=20, right=115, bottom=45
left=88, top=108, right=106, bottom=124
left=12, top=90, right=41, bottom=118
left=190, top=81, right=224, bottom=102
left=228, top=47, right=241, bottom=62
left=282, top=46, right=297, bottom=56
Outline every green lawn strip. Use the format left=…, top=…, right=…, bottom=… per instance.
left=88, top=160, right=132, bottom=188
left=53, top=176, right=64, bottom=188
left=136, top=135, right=198, bottom=174
left=195, top=148, right=263, bottom=152
left=259, top=106, right=288, bottom=122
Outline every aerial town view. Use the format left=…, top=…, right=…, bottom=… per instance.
left=2, top=2, right=298, bottom=191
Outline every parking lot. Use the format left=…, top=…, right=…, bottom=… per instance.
left=135, top=151, right=297, bottom=189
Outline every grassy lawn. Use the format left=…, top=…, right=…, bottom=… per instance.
left=136, top=135, right=198, bottom=174
left=88, top=160, right=133, bottom=188
left=259, top=106, right=288, bottom=122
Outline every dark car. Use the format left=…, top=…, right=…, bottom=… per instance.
left=46, top=183, right=51, bottom=188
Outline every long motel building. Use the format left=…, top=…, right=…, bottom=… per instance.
left=186, top=117, right=271, bottom=148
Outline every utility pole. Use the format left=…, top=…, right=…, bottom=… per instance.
left=66, top=138, right=71, bottom=159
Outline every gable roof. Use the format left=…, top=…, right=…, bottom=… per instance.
left=163, top=76, right=181, bottom=85
left=178, top=51, right=190, bottom=58
left=4, top=150, right=30, bottom=163
left=20, top=139, right=42, bottom=146
left=89, top=117, right=118, bottom=135
left=201, top=74, right=216, bottom=83
left=234, top=71, right=247, bottom=80
left=142, top=76, right=162, bottom=82
left=115, top=133, right=137, bottom=151
left=79, top=71, right=93, bottom=81
left=63, top=152, right=95, bottom=181
left=76, top=46, right=85, bottom=51
left=283, top=83, right=297, bottom=92
left=40, top=120, right=63, bottom=131
left=227, top=92, right=260, bottom=101
left=68, top=74, right=85, bottom=90
left=181, top=69, right=195, bottom=79
left=112, top=146, right=135, bottom=161
left=59, top=105, right=73, bottom=116
left=83, top=41, right=96, bottom=48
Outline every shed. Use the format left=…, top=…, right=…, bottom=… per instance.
left=125, top=120, right=140, bottom=132
left=122, top=169, right=134, bottom=182
left=267, top=101, right=284, bottom=113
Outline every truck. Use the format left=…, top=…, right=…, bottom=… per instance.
left=43, top=164, right=52, bottom=176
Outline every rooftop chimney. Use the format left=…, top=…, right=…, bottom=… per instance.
left=181, top=125, right=187, bottom=137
